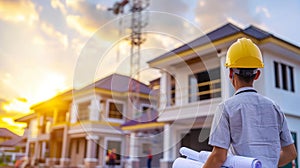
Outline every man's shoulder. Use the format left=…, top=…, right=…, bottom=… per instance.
left=223, top=93, right=276, bottom=106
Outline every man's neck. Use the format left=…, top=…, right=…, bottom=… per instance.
left=235, top=83, right=253, bottom=91
left=233, top=76, right=253, bottom=91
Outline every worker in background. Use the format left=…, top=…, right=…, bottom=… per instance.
left=147, top=148, right=153, bottom=168
left=202, top=38, right=297, bottom=168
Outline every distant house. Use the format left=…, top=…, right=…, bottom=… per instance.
left=0, top=128, right=24, bottom=164
left=16, top=73, right=156, bottom=168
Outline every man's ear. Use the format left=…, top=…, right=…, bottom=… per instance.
left=254, top=70, right=261, bottom=80
left=229, top=69, right=233, bottom=79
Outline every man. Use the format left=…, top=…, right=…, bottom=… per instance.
left=202, top=38, right=297, bottom=168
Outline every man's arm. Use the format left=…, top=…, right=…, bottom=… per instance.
left=202, top=146, right=227, bottom=168
left=278, top=143, right=297, bottom=167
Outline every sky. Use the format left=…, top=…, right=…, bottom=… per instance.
left=0, top=0, right=300, bottom=135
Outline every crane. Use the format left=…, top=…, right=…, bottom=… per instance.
left=108, top=0, right=150, bottom=118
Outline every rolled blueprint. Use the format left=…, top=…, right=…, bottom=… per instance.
left=172, top=157, right=204, bottom=168
left=179, top=147, right=262, bottom=168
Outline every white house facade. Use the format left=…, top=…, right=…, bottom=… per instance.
left=148, top=23, right=300, bottom=168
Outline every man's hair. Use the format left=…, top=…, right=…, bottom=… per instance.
left=235, top=68, right=257, bottom=83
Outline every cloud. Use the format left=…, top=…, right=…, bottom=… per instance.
left=51, top=0, right=67, bottom=15
left=40, top=21, right=69, bottom=48
left=150, top=0, right=189, bottom=15
left=194, top=0, right=261, bottom=32
left=0, top=0, right=39, bottom=25
left=0, top=117, right=27, bottom=135
left=256, top=6, right=271, bottom=18
left=0, top=97, right=29, bottom=136
left=65, top=0, right=115, bottom=37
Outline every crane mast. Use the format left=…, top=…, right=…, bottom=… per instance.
left=108, top=0, right=149, bottom=117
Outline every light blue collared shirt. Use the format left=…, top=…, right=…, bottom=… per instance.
left=209, top=87, right=294, bottom=168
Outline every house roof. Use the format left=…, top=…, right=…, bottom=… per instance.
left=84, top=73, right=151, bottom=94
left=0, top=137, right=22, bottom=147
left=148, top=22, right=300, bottom=64
left=0, top=128, right=21, bottom=147
left=30, top=89, right=73, bottom=110
left=0, top=128, right=18, bottom=138
left=15, top=112, right=36, bottom=122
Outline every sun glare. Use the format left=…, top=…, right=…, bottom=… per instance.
left=31, top=73, right=68, bottom=104
left=3, top=98, right=31, bottom=113
left=1, top=73, right=68, bottom=135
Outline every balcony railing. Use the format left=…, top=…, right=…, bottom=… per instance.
left=163, top=79, right=221, bottom=107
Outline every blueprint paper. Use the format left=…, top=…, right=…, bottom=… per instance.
left=178, top=147, right=262, bottom=168
left=172, top=157, right=204, bottom=168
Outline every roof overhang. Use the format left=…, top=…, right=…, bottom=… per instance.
left=15, top=113, right=36, bottom=122
left=148, top=33, right=247, bottom=68
left=148, top=29, right=300, bottom=69
left=260, top=37, right=300, bottom=62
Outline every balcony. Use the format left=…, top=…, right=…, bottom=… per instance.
left=158, top=73, right=221, bottom=122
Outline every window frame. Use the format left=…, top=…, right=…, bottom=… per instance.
left=188, top=67, right=221, bottom=103
left=104, top=137, right=123, bottom=167
left=274, top=61, right=295, bottom=92
left=106, top=99, right=125, bottom=123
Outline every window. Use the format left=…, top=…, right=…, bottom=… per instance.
left=76, top=139, right=80, bottom=154
left=77, top=102, right=90, bottom=121
left=171, top=76, right=176, bottom=105
left=274, top=62, right=280, bottom=88
left=189, top=67, right=221, bottom=102
left=106, top=140, right=121, bottom=165
left=142, top=143, right=151, bottom=155
left=108, top=102, right=124, bottom=119
left=274, top=61, right=295, bottom=92
left=141, top=104, right=155, bottom=114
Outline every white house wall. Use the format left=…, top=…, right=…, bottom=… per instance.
left=263, top=50, right=300, bottom=117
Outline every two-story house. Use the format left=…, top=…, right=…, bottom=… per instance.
left=17, top=73, right=155, bottom=168
left=16, top=90, right=72, bottom=167
left=147, top=23, right=300, bottom=168
left=68, top=73, right=155, bottom=168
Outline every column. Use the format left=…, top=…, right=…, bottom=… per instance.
left=84, top=135, right=98, bottom=168
left=98, top=137, right=104, bottom=166
left=89, top=97, right=101, bottom=121
left=219, top=52, right=231, bottom=100
left=160, top=124, right=173, bottom=168
left=53, top=109, right=58, bottom=125
left=70, top=103, right=78, bottom=123
left=60, top=125, right=70, bottom=167
left=160, top=71, right=172, bottom=109
left=41, top=141, right=46, bottom=159
left=32, top=140, right=40, bottom=166
left=127, top=132, right=139, bottom=168
left=25, top=135, right=30, bottom=157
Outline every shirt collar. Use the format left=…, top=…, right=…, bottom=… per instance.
left=234, top=87, right=257, bottom=95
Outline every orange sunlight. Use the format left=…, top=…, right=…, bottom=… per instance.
left=31, top=73, right=68, bottom=104
left=3, top=98, right=31, bottom=114
left=1, top=118, right=27, bottom=136
left=1, top=72, right=68, bottom=136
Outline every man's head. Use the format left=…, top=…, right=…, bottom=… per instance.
left=225, top=38, right=264, bottom=87
left=229, top=68, right=260, bottom=84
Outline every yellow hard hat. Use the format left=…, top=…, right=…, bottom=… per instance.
left=225, top=38, right=264, bottom=68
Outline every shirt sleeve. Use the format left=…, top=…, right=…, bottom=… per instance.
left=209, top=103, right=231, bottom=150
left=280, top=114, right=294, bottom=147
left=276, top=104, right=294, bottom=147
